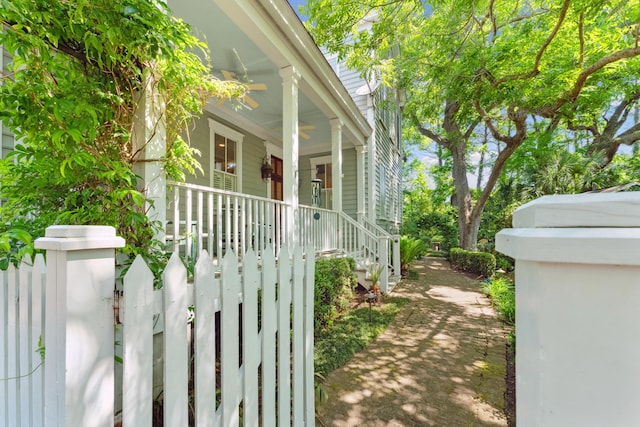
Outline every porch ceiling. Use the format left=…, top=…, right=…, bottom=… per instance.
left=168, top=0, right=370, bottom=156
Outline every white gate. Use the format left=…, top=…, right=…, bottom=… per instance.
left=1, top=225, right=316, bottom=427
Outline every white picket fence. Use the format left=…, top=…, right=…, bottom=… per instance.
left=1, top=225, right=316, bottom=427
left=1, top=255, right=46, bottom=427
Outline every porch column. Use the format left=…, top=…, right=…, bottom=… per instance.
left=365, top=92, right=376, bottom=221
left=367, top=134, right=376, bottom=222
left=330, top=118, right=343, bottom=213
left=279, top=65, right=301, bottom=247
left=133, top=69, right=166, bottom=241
left=356, top=145, right=366, bottom=220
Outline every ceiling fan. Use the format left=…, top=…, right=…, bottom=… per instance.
left=299, top=125, right=316, bottom=140
left=270, top=124, right=316, bottom=140
left=217, top=70, right=267, bottom=109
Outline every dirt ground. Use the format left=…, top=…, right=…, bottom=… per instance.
left=316, top=257, right=511, bottom=427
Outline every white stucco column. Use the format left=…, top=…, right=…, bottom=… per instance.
left=330, top=118, right=343, bottom=213
left=279, top=65, right=301, bottom=247
left=496, top=192, right=640, bottom=427
left=356, top=145, right=366, bottom=220
left=133, top=70, right=166, bottom=241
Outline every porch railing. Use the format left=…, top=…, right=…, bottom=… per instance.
left=167, top=181, right=398, bottom=291
left=167, top=181, right=289, bottom=261
left=360, top=215, right=401, bottom=280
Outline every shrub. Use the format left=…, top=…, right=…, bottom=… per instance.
left=495, top=253, right=515, bottom=272
left=481, top=277, right=515, bottom=324
left=399, top=236, right=428, bottom=276
left=314, top=257, right=357, bottom=334
left=449, top=248, right=496, bottom=278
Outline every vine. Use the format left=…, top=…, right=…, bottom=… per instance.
left=0, top=0, right=244, bottom=264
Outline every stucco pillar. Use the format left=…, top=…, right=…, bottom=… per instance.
left=35, top=225, right=125, bottom=427
left=279, top=66, right=300, bottom=247
left=496, top=192, right=640, bottom=427
left=330, top=118, right=343, bottom=213
left=132, top=70, right=166, bottom=241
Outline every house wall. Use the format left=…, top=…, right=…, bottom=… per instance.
left=299, top=157, right=313, bottom=206
left=184, top=111, right=268, bottom=199
left=326, top=51, right=404, bottom=233
left=1, top=48, right=14, bottom=159
left=326, top=53, right=368, bottom=115
left=342, top=148, right=358, bottom=219
left=300, top=148, right=358, bottom=218
left=373, top=92, right=402, bottom=232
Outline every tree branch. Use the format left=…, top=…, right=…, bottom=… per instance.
left=411, top=113, right=448, bottom=147
left=493, top=0, right=571, bottom=87
left=578, top=12, right=585, bottom=66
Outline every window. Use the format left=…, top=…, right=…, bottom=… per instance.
left=310, top=155, right=333, bottom=209
left=209, top=119, right=243, bottom=192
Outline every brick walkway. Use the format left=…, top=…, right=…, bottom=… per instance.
left=316, top=257, right=508, bottom=427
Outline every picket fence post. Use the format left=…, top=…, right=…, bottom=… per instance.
left=35, top=225, right=125, bottom=427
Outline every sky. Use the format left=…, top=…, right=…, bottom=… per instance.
left=288, top=0, right=307, bottom=20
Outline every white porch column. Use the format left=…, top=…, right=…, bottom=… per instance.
left=35, top=226, right=125, bottom=427
left=330, top=118, right=343, bottom=213
left=356, top=145, right=366, bottom=220
left=367, top=134, right=376, bottom=222
left=279, top=66, right=301, bottom=247
left=365, top=88, right=376, bottom=221
left=133, top=70, right=166, bottom=241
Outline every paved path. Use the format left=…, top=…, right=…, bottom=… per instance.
left=316, top=257, right=508, bottom=427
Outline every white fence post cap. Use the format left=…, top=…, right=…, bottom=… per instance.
left=513, top=192, right=640, bottom=228
left=35, top=225, right=126, bottom=251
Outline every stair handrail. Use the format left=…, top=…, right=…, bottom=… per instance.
left=359, top=215, right=391, bottom=237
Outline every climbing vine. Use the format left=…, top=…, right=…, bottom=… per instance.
left=0, top=0, right=244, bottom=265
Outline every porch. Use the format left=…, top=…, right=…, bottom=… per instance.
left=166, top=181, right=401, bottom=293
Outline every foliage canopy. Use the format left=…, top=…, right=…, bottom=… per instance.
left=0, top=0, right=243, bottom=264
left=303, top=0, right=640, bottom=249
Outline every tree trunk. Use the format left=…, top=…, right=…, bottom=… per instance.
left=450, top=140, right=478, bottom=250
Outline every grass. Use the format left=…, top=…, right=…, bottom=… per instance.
left=481, top=276, right=515, bottom=325
left=314, top=296, right=410, bottom=378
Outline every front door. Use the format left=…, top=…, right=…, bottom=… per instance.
left=270, top=156, right=283, bottom=201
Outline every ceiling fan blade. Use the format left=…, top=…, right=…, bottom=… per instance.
left=299, top=125, right=316, bottom=130
left=216, top=98, right=226, bottom=106
left=243, top=95, right=259, bottom=109
left=248, top=83, right=267, bottom=91
left=300, top=131, right=310, bottom=140
left=221, top=70, right=236, bottom=81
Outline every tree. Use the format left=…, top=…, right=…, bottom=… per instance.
left=0, top=0, right=244, bottom=264
left=303, top=0, right=640, bottom=249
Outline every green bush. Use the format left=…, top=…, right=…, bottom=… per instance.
left=495, top=253, right=515, bottom=272
left=314, top=257, right=357, bottom=334
left=481, top=277, right=515, bottom=324
left=449, top=248, right=496, bottom=278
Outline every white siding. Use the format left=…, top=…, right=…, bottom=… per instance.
left=1, top=47, right=14, bottom=159
left=342, top=148, right=358, bottom=218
